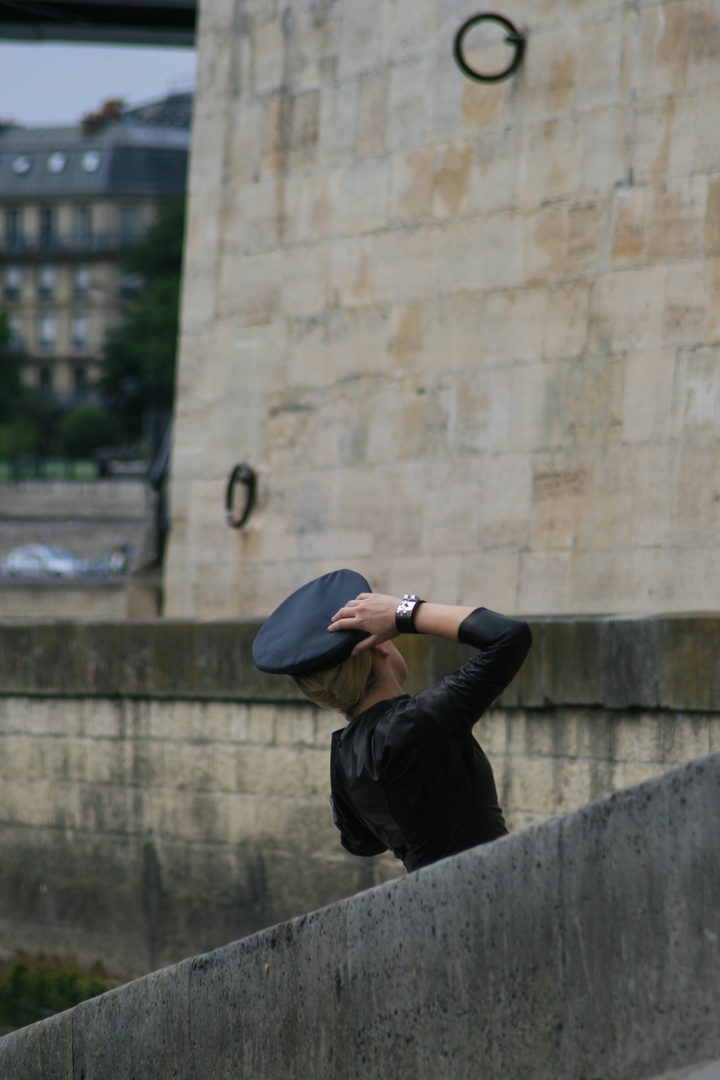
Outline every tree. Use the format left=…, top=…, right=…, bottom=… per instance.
left=57, top=405, right=120, bottom=458
left=0, top=310, right=40, bottom=459
left=0, top=310, right=22, bottom=423
left=101, top=199, right=185, bottom=448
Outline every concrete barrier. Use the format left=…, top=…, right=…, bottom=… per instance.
left=645, top=1064, right=720, bottom=1080
left=1, top=752, right=718, bottom=1080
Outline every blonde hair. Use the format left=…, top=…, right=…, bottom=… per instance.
left=294, top=650, right=374, bottom=714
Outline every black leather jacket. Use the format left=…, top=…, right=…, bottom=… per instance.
left=330, top=608, right=532, bottom=872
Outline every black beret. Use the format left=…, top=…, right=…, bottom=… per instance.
left=252, top=569, right=371, bottom=676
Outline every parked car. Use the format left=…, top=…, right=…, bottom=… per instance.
left=0, top=545, right=79, bottom=578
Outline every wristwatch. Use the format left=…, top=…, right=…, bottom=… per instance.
left=395, top=594, right=425, bottom=634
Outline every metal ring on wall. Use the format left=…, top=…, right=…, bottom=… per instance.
left=225, top=464, right=257, bottom=529
left=453, top=12, right=526, bottom=83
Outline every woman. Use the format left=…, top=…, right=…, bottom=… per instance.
left=253, top=569, right=531, bottom=873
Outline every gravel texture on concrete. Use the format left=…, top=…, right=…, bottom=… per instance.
left=0, top=753, right=718, bottom=1080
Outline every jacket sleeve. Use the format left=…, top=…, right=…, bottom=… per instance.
left=329, top=792, right=388, bottom=858
left=412, top=607, right=531, bottom=738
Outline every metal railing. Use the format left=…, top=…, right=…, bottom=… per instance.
left=0, top=233, right=142, bottom=256
left=0, top=458, right=149, bottom=482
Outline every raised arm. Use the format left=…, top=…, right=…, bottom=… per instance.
left=330, top=592, right=531, bottom=725
left=328, top=592, right=475, bottom=651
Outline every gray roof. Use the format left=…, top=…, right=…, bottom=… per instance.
left=0, top=1, right=196, bottom=48
left=0, top=94, right=190, bottom=199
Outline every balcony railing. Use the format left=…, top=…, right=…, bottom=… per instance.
left=0, top=233, right=142, bottom=256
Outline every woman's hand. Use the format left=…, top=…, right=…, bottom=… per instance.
left=328, top=593, right=401, bottom=653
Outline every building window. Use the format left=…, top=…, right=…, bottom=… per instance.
left=39, top=365, right=53, bottom=393
left=3, top=266, right=21, bottom=300
left=38, top=315, right=56, bottom=351
left=74, top=266, right=91, bottom=297
left=120, top=206, right=143, bottom=244
left=119, top=272, right=142, bottom=298
left=73, top=364, right=87, bottom=396
left=76, top=205, right=92, bottom=247
left=72, top=315, right=89, bottom=350
left=37, top=266, right=55, bottom=299
left=40, top=207, right=56, bottom=248
left=5, top=208, right=23, bottom=248
left=8, top=315, right=22, bottom=352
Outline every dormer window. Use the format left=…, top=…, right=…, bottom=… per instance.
left=47, top=152, right=67, bottom=173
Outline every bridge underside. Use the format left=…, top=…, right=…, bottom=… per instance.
left=0, top=1, right=196, bottom=46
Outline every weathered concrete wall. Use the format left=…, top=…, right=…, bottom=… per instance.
left=166, top=0, right=720, bottom=618
left=0, top=481, right=149, bottom=560
left=0, top=480, right=150, bottom=619
left=0, top=693, right=390, bottom=978
left=2, top=754, right=719, bottom=1080
left=0, top=615, right=717, bottom=979
left=0, top=582, right=129, bottom=620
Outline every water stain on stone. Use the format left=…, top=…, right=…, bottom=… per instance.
left=390, top=304, right=425, bottom=366
left=546, top=52, right=575, bottom=113
left=433, top=143, right=471, bottom=217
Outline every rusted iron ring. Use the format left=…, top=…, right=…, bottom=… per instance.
left=453, top=12, right=526, bottom=83
left=225, top=463, right=257, bottom=529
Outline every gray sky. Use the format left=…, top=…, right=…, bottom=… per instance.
left=0, top=41, right=196, bottom=127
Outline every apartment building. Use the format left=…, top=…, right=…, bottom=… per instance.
left=0, top=92, right=190, bottom=405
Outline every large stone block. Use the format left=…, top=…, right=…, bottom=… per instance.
left=636, top=2, right=689, bottom=98
left=695, top=86, right=720, bottom=172
left=317, top=80, right=358, bottom=163
left=686, top=0, right=720, bottom=90
left=576, top=14, right=626, bottom=111
left=522, top=116, right=584, bottom=205
left=356, top=71, right=388, bottom=156
left=390, top=147, right=435, bottom=223
left=622, top=349, right=677, bottom=442
left=589, top=265, right=666, bottom=352
left=338, top=157, right=392, bottom=234
left=671, top=344, right=720, bottom=440
left=647, top=175, right=707, bottom=261
left=386, top=59, right=434, bottom=151
left=432, top=140, right=471, bottom=218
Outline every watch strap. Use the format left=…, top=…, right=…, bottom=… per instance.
left=395, top=594, right=424, bottom=634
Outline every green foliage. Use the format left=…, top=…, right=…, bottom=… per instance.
left=20, top=390, right=63, bottom=457
left=0, top=310, right=23, bottom=424
left=101, top=199, right=185, bottom=442
left=0, top=951, right=119, bottom=1026
left=0, top=417, right=39, bottom=459
left=57, top=405, right=120, bottom=458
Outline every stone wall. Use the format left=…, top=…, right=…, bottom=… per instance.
left=0, top=481, right=150, bottom=619
left=2, top=754, right=719, bottom=1080
left=0, top=481, right=149, bottom=562
left=0, top=615, right=717, bottom=979
left=165, top=0, right=720, bottom=618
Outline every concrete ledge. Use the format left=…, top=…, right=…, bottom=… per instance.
left=1, top=753, right=719, bottom=1080
left=0, top=615, right=718, bottom=708
left=643, top=1063, right=720, bottom=1080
